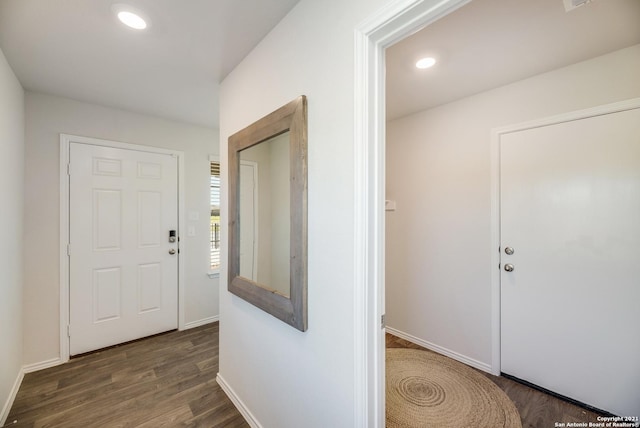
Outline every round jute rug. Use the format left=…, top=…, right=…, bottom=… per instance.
left=386, top=348, right=522, bottom=428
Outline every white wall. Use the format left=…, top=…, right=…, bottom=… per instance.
left=23, top=92, right=220, bottom=366
left=0, top=47, right=24, bottom=424
left=385, top=44, right=640, bottom=367
left=218, top=0, right=388, bottom=426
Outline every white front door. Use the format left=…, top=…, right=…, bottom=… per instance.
left=69, top=142, right=179, bottom=355
left=500, top=106, right=640, bottom=416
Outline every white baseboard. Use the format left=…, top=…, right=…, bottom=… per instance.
left=184, top=315, right=219, bottom=330
left=216, top=373, right=262, bottom=428
left=2, top=357, right=64, bottom=425
left=22, top=358, right=63, bottom=374
left=1, top=369, right=24, bottom=427
left=386, top=327, right=492, bottom=373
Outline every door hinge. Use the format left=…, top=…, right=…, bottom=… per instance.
left=67, top=325, right=71, bottom=337
left=67, top=244, right=71, bottom=256
left=67, top=163, right=71, bottom=176
left=381, top=314, right=386, bottom=329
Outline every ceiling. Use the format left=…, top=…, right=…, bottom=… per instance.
left=386, top=0, right=640, bottom=121
left=1, top=1, right=638, bottom=129
left=0, top=0, right=300, bottom=128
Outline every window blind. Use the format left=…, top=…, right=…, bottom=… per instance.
left=210, top=161, right=221, bottom=269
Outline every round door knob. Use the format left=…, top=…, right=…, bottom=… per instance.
left=504, top=247, right=514, bottom=255
left=504, top=263, right=514, bottom=272
left=168, top=249, right=176, bottom=255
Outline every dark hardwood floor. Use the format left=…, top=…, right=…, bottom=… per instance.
left=5, top=323, right=247, bottom=428
left=5, top=323, right=608, bottom=428
left=386, top=333, right=607, bottom=428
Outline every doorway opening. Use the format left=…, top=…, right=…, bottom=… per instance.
left=355, top=0, right=640, bottom=425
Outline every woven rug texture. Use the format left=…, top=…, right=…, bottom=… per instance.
left=386, top=348, right=522, bottom=428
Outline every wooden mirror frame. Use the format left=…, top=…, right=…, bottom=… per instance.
left=228, top=96, right=308, bottom=331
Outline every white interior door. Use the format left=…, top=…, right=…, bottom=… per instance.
left=500, top=106, right=640, bottom=416
left=239, top=161, right=257, bottom=281
left=69, top=142, right=179, bottom=355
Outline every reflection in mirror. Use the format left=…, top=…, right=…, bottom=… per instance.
left=239, top=132, right=291, bottom=297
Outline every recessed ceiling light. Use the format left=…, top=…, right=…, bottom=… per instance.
left=118, top=11, right=146, bottom=29
left=112, top=4, right=150, bottom=30
left=416, top=57, right=437, bottom=69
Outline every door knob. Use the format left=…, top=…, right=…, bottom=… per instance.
left=168, top=249, right=176, bottom=255
left=504, top=246, right=514, bottom=255
left=504, top=263, right=514, bottom=272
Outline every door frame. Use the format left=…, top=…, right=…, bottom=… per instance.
left=59, top=133, right=186, bottom=363
left=489, top=97, right=640, bottom=375
left=354, top=0, right=471, bottom=425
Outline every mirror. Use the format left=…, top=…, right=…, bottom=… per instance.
left=228, top=96, right=307, bottom=331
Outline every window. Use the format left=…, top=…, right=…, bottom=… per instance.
left=210, top=160, right=221, bottom=270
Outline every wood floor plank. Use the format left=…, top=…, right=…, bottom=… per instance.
left=6, top=323, right=248, bottom=428
left=13, top=324, right=599, bottom=427
left=188, top=385, right=231, bottom=418
left=135, top=404, right=194, bottom=428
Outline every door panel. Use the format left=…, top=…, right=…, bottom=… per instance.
left=500, top=107, right=640, bottom=417
left=93, top=189, right=122, bottom=250
left=93, top=267, right=121, bottom=322
left=138, top=191, right=162, bottom=246
left=69, top=143, right=178, bottom=355
left=138, top=263, right=162, bottom=313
